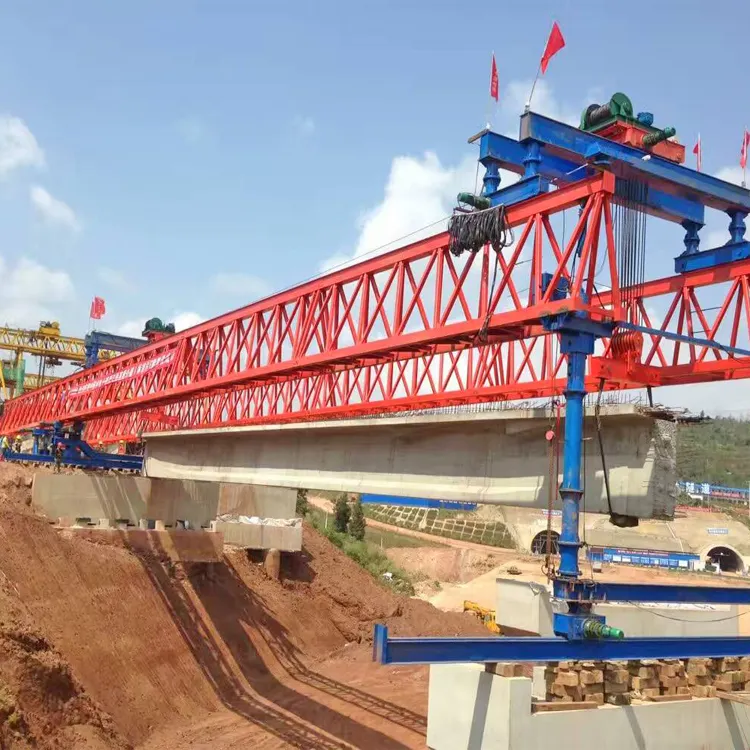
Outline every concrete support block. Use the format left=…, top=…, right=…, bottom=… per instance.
left=154, top=520, right=166, bottom=531
left=98, top=518, right=114, bottom=529
left=138, top=519, right=149, bottom=530
left=32, top=474, right=295, bottom=530
left=264, top=548, right=281, bottom=580
left=261, top=524, right=302, bottom=552
left=427, top=664, right=750, bottom=749
left=427, top=665, right=531, bottom=750
left=218, top=483, right=295, bottom=519
left=216, top=521, right=262, bottom=548
left=211, top=521, right=302, bottom=551
left=33, top=474, right=150, bottom=523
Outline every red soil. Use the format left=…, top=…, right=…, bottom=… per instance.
left=0, top=464, right=489, bottom=749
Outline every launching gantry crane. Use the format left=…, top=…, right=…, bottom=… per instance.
left=374, top=92, right=750, bottom=665
left=0, top=321, right=162, bottom=400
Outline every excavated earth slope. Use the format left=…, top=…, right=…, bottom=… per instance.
left=0, top=464, right=488, bottom=749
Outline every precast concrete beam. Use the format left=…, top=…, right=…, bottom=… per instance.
left=143, top=405, right=677, bottom=520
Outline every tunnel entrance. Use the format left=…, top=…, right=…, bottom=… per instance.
left=707, top=546, right=743, bottom=573
left=531, top=530, right=559, bottom=556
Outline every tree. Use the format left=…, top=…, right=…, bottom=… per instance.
left=295, top=488, right=309, bottom=517
left=333, top=493, right=351, bottom=533
left=349, top=497, right=366, bottom=541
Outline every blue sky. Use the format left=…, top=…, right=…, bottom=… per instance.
left=0, top=1, right=748, bottom=411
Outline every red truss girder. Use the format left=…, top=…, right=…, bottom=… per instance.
left=2, top=170, right=750, bottom=443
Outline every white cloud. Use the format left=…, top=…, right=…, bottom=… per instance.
left=319, top=78, right=587, bottom=274
left=0, top=257, right=74, bottom=327
left=97, top=267, right=133, bottom=292
left=0, top=116, right=44, bottom=176
left=293, top=116, right=315, bottom=136
left=715, top=166, right=744, bottom=186
left=321, top=151, right=477, bottom=271
left=29, top=185, right=80, bottom=232
left=501, top=79, right=580, bottom=127
left=210, top=272, right=270, bottom=300
left=117, top=311, right=204, bottom=339
left=176, top=117, right=205, bottom=144
left=117, top=319, right=144, bottom=338
left=173, top=311, right=204, bottom=331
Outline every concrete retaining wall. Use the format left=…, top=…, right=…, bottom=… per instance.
left=143, top=405, right=677, bottom=520
left=427, top=666, right=750, bottom=749
left=32, top=474, right=295, bottom=528
left=211, top=521, right=302, bottom=551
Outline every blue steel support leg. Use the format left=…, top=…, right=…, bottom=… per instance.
left=556, top=330, right=595, bottom=579
left=481, top=159, right=500, bottom=196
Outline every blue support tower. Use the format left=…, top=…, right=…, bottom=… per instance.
left=371, top=91, right=750, bottom=666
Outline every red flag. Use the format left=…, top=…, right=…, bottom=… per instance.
left=89, top=296, right=106, bottom=320
left=692, top=135, right=702, bottom=172
left=741, top=130, right=750, bottom=170
left=489, top=53, right=499, bottom=102
left=540, top=22, right=565, bottom=75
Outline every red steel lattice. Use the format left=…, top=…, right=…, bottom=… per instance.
left=2, top=171, right=749, bottom=443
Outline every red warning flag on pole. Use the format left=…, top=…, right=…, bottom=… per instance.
left=489, top=53, right=499, bottom=101
left=740, top=129, right=750, bottom=170
left=540, top=22, right=565, bottom=75
left=692, top=135, right=702, bottom=172
left=89, top=296, right=106, bottom=320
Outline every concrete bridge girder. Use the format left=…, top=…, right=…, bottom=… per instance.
left=144, top=405, right=677, bottom=521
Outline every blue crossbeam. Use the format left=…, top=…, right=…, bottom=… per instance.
left=555, top=580, right=750, bottom=605
left=518, top=113, right=750, bottom=213
left=675, top=241, right=750, bottom=273
left=373, top=625, right=750, bottom=665
left=479, top=131, right=705, bottom=225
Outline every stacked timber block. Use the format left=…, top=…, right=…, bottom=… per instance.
left=544, top=661, right=606, bottom=704
left=686, top=656, right=750, bottom=697
left=539, top=657, right=750, bottom=704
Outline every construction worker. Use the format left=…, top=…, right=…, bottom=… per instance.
left=13, top=435, right=21, bottom=452
left=0, top=435, right=9, bottom=458
left=54, top=442, right=64, bottom=473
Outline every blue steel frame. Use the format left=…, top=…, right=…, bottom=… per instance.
left=370, top=108, right=750, bottom=666
left=2, top=422, right=143, bottom=472
left=374, top=625, right=750, bottom=665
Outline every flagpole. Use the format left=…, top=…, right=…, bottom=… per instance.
left=744, top=125, right=747, bottom=188
left=526, top=21, right=555, bottom=112
left=485, top=50, right=495, bottom=128
left=525, top=62, right=543, bottom=113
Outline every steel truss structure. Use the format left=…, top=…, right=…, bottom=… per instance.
left=2, top=171, right=750, bottom=443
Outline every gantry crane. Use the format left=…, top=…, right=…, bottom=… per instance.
left=0, top=321, right=147, bottom=399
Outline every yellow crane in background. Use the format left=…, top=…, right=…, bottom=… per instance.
left=0, top=321, right=119, bottom=399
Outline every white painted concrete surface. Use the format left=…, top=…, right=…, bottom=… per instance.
left=496, top=578, right=742, bottom=638
left=144, top=405, right=676, bottom=520
left=427, top=665, right=750, bottom=749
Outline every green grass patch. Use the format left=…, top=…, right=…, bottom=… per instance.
left=364, top=526, right=446, bottom=549
left=307, top=508, right=415, bottom=594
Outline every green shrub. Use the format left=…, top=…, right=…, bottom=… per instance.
left=349, top=497, right=366, bottom=541
left=333, top=493, right=351, bottom=533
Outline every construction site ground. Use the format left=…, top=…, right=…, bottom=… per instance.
left=0, top=464, right=492, bottom=750
left=309, top=495, right=750, bottom=613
